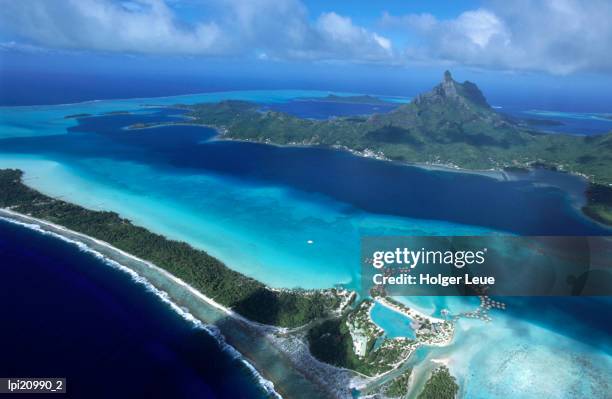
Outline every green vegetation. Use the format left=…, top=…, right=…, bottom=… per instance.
left=417, top=366, right=459, bottom=399
left=178, top=71, right=612, bottom=226
left=307, top=302, right=416, bottom=376
left=345, top=300, right=384, bottom=357
left=383, top=368, right=412, bottom=398
left=307, top=318, right=356, bottom=368
left=582, top=183, right=612, bottom=225
left=0, top=169, right=342, bottom=328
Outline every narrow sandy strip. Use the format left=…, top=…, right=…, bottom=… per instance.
left=0, top=208, right=279, bottom=331
left=375, top=297, right=445, bottom=324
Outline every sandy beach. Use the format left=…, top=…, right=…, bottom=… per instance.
left=0, top=208, right=360, bottom=399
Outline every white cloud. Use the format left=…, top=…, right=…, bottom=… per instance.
left=0, top=0, right=393, bottom=63
left=381, top=0, right=612, bottom=75
left=373, top=34, right=391, bottom=52
left=4, top=0, right=608, bottom=75
left=452, top=10, right=507, bottom=48
left=309, top=12, right=393, bottom=61
left=0, top=0, right=227, bottom=55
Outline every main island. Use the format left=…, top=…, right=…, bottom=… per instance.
left=159, top=71, right=612, bottom=227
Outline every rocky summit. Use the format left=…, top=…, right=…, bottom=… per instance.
left=414, top=70, right=490, bottom=109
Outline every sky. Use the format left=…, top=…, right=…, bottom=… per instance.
left=1, top=0, right=612, bottom=108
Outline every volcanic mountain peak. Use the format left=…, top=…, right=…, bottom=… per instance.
left=415, top=70, right=490, bottom=109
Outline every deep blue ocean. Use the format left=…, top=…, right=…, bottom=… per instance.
left=0, top=219, right=270, bottom=399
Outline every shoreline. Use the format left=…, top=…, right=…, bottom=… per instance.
left=0, top=214, right=283, bottom=398
left=134, top=116, right=603, bottom=191
left=209, top=130, right=512, bottom=182
left=112, top=104, right=611, bottom=203
left=119, top=113, right=511, bottom=183
left=210, top=132, right=612, bottom=230
left=375, top=298, right=445, bottom=325
left=0, top=208, right=362, bottom=399
left=0, top=208, right=237, bottom=320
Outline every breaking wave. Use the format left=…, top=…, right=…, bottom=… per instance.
left=0, top=216, right=282, bottom=399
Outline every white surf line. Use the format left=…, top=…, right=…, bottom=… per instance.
left=0, top=209, right=283, bottom=399
left=0, top=209, right=261, bottom=326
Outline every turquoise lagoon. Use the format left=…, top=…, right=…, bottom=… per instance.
left=404, top=303, right=611, bottom=399
left=370, top=301, right=416, bottom=339
left=0, top=154, right=492, bottom=289
left=0, top=91, right=610, bottom=398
